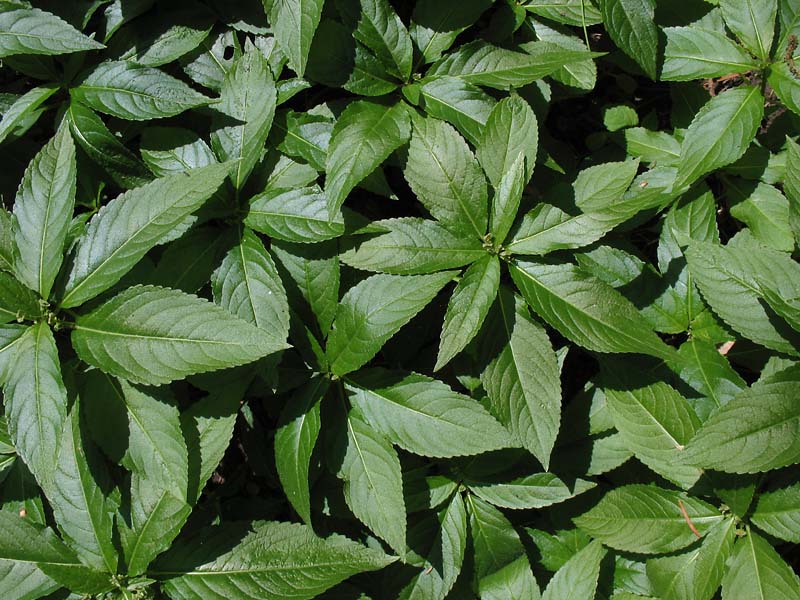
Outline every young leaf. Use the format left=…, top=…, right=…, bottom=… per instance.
left=246, top=186, right=345, bottom=243
left=480, top=288, right=562, bottom=468
left=719, top=0, right=777, bottom=60
left=211, top=228, right=290, bottom=346
left=436, top=255, right=500, bottom=369
left=511, top=260, right=677, bottom=362
left=750, top=483, right=800, bottom=543
left=326, top=271, right=454, bottom=377
left=268, top=0, right=325, bottom=76
left=211, top=43, right=277, bottom=189
left=71, top=61, right=211, bottom=121
left=0, top=7, right=104, bottom=58
left=338, top=0, right=414, bottom=80
left=599, top=0, right=658, bottom=79
left=326, top=100, right=411, bottom=214
left=675, top=86, right=764, bottom=187
left=476, top=94, right=538, bottom=188
left=338, top=412, right=406, bottom=556
left=72, top=285, right=285, bottom=386
left=344, top=369, right=511, bottom=457
left=542, top=540, right=605, bottom=600
left=60, top=162, right=229, bottom=308
left=274, top=376, right=326, bottom=525
left=156, top=521, right=395, bottom=600
left=404, top=113, right=488, bottom=238
left=683, top=366, right=800, bottom=473
left=2, top=322, right=67, bottom=488
left=721, top=529, right=800, bottom=599
left=662, top=27, right=759, bottom=81
left=47, top=400, right=117, bottom=573
left=602, top=375, right=702, bottom=489
left=574, top=484, right=723, bottom=554
left=342, top=217, right=486, bottom=275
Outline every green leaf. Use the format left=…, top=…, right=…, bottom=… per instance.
left=0, top=324, right=26, bottom=384
left=720, top=529, right=800, bottom=599
left=211, top=42, right=277, bottom=189
left=601, top=373, right=702, bottom=488
left=428, top=40, right=597, bottom=89
left=47, top=400, right=117, bottom=573
left=399, top=492, right=467, bottom=600
left=729, top=183, right=794, bottom=252
left=0, top=7, right=104, bottom=57
left=140, top=126, right=218, bottom=177
left=0, top=272, right=39, bottom=324
left=71, top=61, right=211, bottom=121
left=246, top=186, right=344, bottom=243
left=326, top=271, right=454, bottom=377
left=599, top=0, right=658, bottom=79
left=0, top=84, right=57, bottom=146
left=410, top=0, right=493, bottom=64
left=719, top=0, right=777, bottom=60
left=272, top=240, right=339, bottom=336
left=338, top=0, right=413, bottom=80
left=479, top=555, right=541, bottom=600
left=436, top=255, right=500, bottom=369
left=0, top=510, right=112, bottom=596
left=2, top=322, right=67, bottom=488
left=574, top=159, right=640, bottom=212
left=625, top=128, right=681, bottom=165
left=676, top=338, right=746, bottom=408
left=60, top=162, right=229, bottom=308
left=490, top=153, right=525, bottom=247
left=211, top=228, right=289, bottom=347
left=511, top=261, right=677, bottom=362
left=769, top=61, right=800, bottom=117
left=66, top=101, right=152, bottom=189
left=685, top=240, right=800, bottom=356
left=523, top=0, right=603, bottom=26
left=574, top=484, right=723, bottom=554
left=339, top=411, right=406, bottom=556
left=72, top=285, right=285, bottom=386
left=326, top=100, right=410, bottom=214
left=662, top=27, right=759, bottom=81
left=268, top=0, right=325, bottom=76
left=156, top=521, right=395, bottom=600
left=418, top=77, right=496, bottom=146
left=750, top=483, right=800, bottom=542
left=469, top=473, right=595, bottom=510
left=683, top=366, right=800, bottom=473
left=274, top=376, right=325, bottom=525
left=542, top=540, right=605, bottom=600
left=476, top=95, right=538, bottom=188
left=11, top=125, right=75, bottom=298
left=342, top=218, right=486, bottom=275
left=646, top=517, right=735, bottom=600
left=466, top=494, right=526, bottom=579
left=0, top=209, right=13, bottom=273
left=480, top=288, right=562, bottom=468
left=404, top=113, right=488, bottom=238
left=676, top=87, right=764, bottom=187
left=344, top=369, right=511, bottom=457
